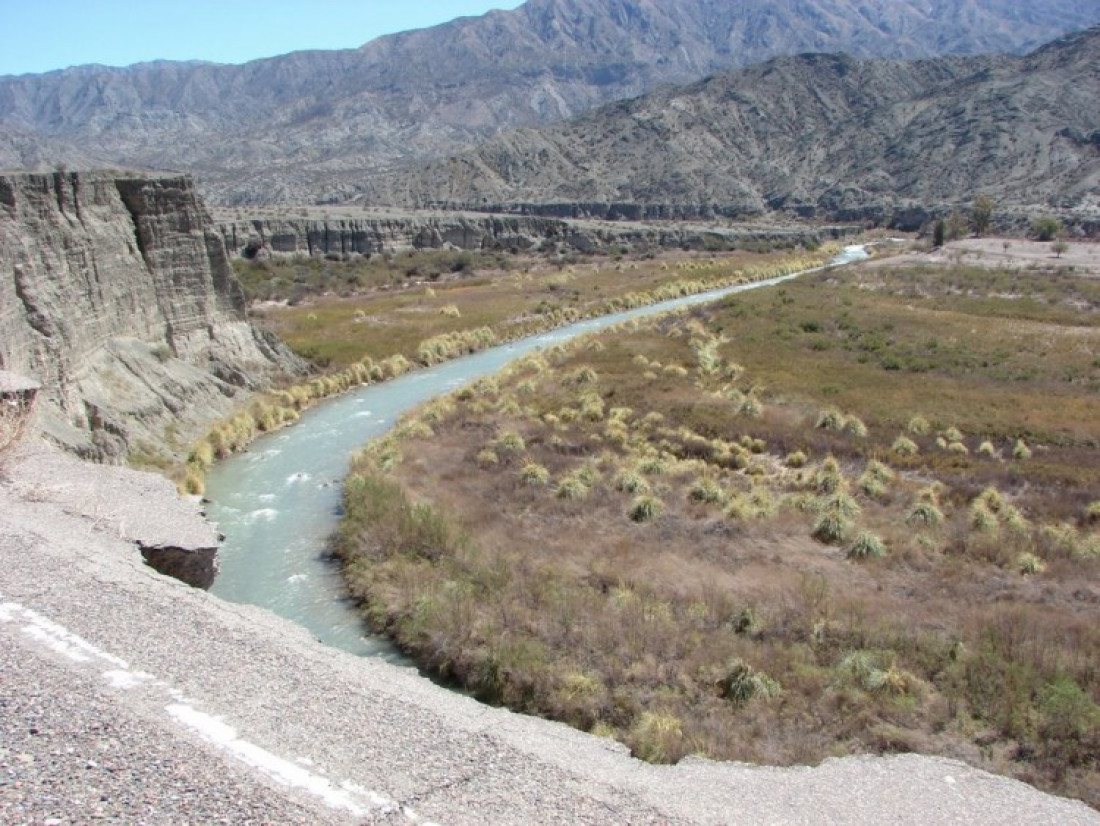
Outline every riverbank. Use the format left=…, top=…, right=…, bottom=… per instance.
left=2, top=441, right=1097, bottom=824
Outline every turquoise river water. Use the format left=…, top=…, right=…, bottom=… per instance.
left=206, top=246, right=868, bottom=658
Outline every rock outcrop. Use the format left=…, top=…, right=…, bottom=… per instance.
left=217, top=210, right=855, bottom=259
left=0, top=170, right=304, bottom=462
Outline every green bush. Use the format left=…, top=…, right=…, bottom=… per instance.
left=847, top=532, right=888, bottom=560
left=628, top=494, right=663, bottom=522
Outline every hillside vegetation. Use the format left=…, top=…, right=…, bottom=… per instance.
left=336, top=257, right=1100, bottom=806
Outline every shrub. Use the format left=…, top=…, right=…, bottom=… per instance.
left=969, top=502, right=999, bottom=535
left=613, top=470, right=651, bottom=495
left=630, top=712, right=685, bottom=763
left=821, top=490, right=861, bottom=519
left=719, top=659, right=782, bottom=706
left=907, top=416, right=931, bottom=436
left=565, top=366, right=599, bottom=386
left=476, top=448, right=499, bottom=467
left=977, top=440, right=997, bottom=458
left=907, top=501, right=944, bottom=528
left=182, top=466, right=205, bottom=496
left=1084, top=501, right=1100, bottom=525
left=976, top=487, right=1004, bottom=513
left=864, top=460, right=894, bottom=483
left=637, top=456, right=668, bottom=476
left=688, top=477, right=724, bottom=505
left=847, top=532, right=887, bottom=560
left=813, top=457, right=844, bottom=494
left=942, top=426, right=964, bottom=443
left=1012, top=439, right=1032, bottom=461
left=188, top=441, right=215, bottom=471
left=495, top=431, right=526, bottom=453
left=628, top=494, right=663, bottom=522
left=739, top=396, right=763, bottom=418
left=520, top=462, right=550, bottom=486
left=785, top=450, right=808, bottom=468
left=439, top=304, right=461, bottom=317
left=811, top=512, right=852, bottom=545
left=815, top=408, right=845, bottom=431
left=891, top=435, right=919, bottom=456
left=556, top=476, right=590, bottom=500
left=1031, top=215, right=1061, bottom=242
left=842, top=415, right=868, bottom=438
left=1016, top=552, right=1046, bottom=575
left=946, top=441, right=969, bottom=455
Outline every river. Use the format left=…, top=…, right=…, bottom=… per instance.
left=206, top=245, right=868, bottom=658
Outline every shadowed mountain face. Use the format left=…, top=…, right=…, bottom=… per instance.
left=358, top=26, right=1100, bottom=223
left=0, top=0, right=1097, bottom=205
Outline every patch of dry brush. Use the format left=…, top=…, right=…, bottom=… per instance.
left=336, top=263, right=1100, bottom=807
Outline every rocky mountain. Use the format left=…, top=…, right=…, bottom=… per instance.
left=0, top=171, right=304, bottom=462
left=357, top=26, right=1100, bottom=224
left=1, top=0, right=1098, bottom=205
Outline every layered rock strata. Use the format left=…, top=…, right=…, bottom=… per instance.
left=218, top=211, right=853, bottom=258
left=0, top=171, right=303, bottom=461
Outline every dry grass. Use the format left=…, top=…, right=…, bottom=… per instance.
left=253, top=248, right=831, bottom=368
left=335, top=260, right=1100, bottom=806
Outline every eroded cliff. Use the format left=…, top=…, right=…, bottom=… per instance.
left=217, top=210, right=852, bottom=258
left=0, top=170, right=303, bottom=462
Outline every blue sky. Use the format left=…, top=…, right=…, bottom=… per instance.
left=0, top=1, right=526, bottom=76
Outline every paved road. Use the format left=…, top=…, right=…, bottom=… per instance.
left=2, top=446, right=1097, bottom=824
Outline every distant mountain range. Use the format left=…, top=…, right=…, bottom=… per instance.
left=1, top=0, right=1098, bottom=206
left=360, top=26, right=1100, bottom=223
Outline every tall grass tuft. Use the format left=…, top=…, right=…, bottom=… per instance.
left=628, top=494, right=663, bottom=523
left=847, top=532, right=888, bottom=560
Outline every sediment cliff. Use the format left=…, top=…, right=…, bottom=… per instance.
left=0, top=170, right=304, bottom=462
left=217, top=210, right=853, bottom=258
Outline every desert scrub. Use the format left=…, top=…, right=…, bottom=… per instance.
left=785, top=450, right=808, bottom=468
left=687, top=476, right=724, bottom=505
left=613, top=470, right=651, bottom=495
left=1013, top=439, right=1032, bottom=461
left=556, top=474, right=590, bottom=500
left=906, top=501, right=944, bottom=528
left=717, top=659, right=781, bottom=706
left=891, top=435, right=919, bottom=456
left=519, top=462, right=550, bottom=486
left=494, top=430, right=526, bottom=454
left=628, top=494, right=663, bottom=522
left=847, top=531, right=887, bottom=560
left=330, top=255, right=1100, bottom=803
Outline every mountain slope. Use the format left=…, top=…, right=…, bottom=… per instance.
left=1, top=0, right=1098, bottom=204
left=357, top=26, right=1100, bottom=221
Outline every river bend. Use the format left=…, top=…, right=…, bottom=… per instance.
left=206, top=246, right=868, bottom=657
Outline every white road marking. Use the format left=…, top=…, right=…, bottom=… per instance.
left=0, top=597, right=424, bottom=822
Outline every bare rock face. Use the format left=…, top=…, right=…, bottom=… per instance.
left=217, top=211, right=853, bottom=259
left=0, top=171, right=304, bottom=462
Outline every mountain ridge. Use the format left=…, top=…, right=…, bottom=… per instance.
left=1, top=0, right=1097, bottom=205
left=355, top=25, right=1100, bottom=223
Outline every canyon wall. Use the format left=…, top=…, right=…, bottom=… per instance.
left=0, top=171, right=303, bottom=462
left=217, top=211, right=853, bottom=258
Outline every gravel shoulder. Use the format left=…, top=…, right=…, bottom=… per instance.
left=2, top=442, right=1097, bottom=824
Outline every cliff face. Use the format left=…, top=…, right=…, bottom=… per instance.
left=0, top=171, right=303, bottom=461
left=217, top=211, right=853, bottom=259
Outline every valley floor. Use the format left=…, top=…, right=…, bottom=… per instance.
left=1, top=444, right=1098, bottom=824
